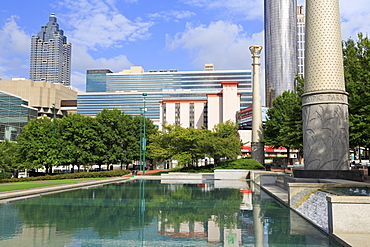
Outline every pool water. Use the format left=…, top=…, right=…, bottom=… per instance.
left=0, top=180, right=341, bottom=246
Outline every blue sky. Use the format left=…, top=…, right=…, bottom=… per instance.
left=0, top=0, right=368, bottom=91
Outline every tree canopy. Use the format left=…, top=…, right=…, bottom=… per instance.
left=148, top=121, right=242, bottom=167
left=343, top=33, right=370, bottom=149
left=13, top=110, right=157, bottom=173
left=262, top=78, right=303, bottom=153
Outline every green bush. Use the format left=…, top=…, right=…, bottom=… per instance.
left=0, top=170, right=131, bottom=183
left=152, top=158, right=265, bottom=175
left=218, top=158, right=265, bottom=170
left=0, top=172, right=12, bottom=179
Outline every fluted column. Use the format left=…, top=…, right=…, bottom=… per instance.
left=302, top=0, right=349, bottom=170
left=250, top=46, right=264, bottom=165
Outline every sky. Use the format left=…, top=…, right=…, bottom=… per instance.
left=0, top=0, right=369, bottom=92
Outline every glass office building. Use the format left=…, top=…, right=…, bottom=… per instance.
left=264, top=0, right=298, bottom=107
left=0, top=91, right=38, bottom=141
left=78, top=68, right=252, bottom=126
left=86, top=69, right=112, bottom=92
left=297, top=5, right=305, bottom=78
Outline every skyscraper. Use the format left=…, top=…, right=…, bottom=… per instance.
left=30, top=14, right=71, bottom=86
left=264, top=0, right=297, bottom=107
left=297, top=5, right=305, bottom=78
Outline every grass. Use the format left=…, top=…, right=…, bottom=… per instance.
left=0, top=177, right=111, bottom=193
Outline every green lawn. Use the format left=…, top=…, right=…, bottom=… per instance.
left=0, top=178, right=111, bottom=193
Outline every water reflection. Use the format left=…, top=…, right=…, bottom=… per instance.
left=0, top=180, right=341, bottom=246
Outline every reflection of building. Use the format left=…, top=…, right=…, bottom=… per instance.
left=237, top=106, right=268, bottom=130
left=264, top=0, right=298, bottom=107
left=79, top=65, right=252, bottom=126
left=30, top=14, right=72, bottom=86
left=158, top=215, right=242, bottom=246
left=0, top=91, right=37, bottom=141
left=0, top=79, right=78, bottom=118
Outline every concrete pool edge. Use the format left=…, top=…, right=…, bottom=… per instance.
left=0, top=177, right=133, bottom=203
left=252, top=170, right=370, bottom=247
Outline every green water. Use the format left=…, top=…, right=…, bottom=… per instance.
left=0, top=180, right=341, bottom=246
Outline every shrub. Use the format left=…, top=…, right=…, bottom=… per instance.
left=152, top=158, right=265, bottom=175
left=218, top=158, right=265, bottom=170
left=0, top=170, right=131, bottom=183
left=0, top=172, right=12, bottom=179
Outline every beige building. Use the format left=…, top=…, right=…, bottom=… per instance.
left=160, top=81, right=241, bottom=130
left=0, top=79, right=78, bottom=117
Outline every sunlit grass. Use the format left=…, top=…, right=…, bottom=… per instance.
left=0, top=178, right=110, bottom=193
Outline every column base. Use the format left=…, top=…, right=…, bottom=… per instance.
left=251, top=142, right=265, bottom=165
left=293, top=170, right=364, bottom=182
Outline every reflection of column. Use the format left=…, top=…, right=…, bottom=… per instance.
left=249, top=46, right=265, bottom=165
left=208, top=216, right=220, bottom=243
left=224, top=228, right=242, bottom=247
left=240, top=190, right=253, bottom=211
left=253, top=204, right=264, bottom=247
left=303, top=0, right=349, bottom=170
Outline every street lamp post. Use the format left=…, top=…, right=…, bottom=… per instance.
left=140, top=93, right=147, bottom=175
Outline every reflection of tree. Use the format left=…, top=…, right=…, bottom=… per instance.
left=14, top=181, right=243, bottom=238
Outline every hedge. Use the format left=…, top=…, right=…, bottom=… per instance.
left=0, top=172, right=12, bottom=179
left=0, top=170, right=131, bottom=183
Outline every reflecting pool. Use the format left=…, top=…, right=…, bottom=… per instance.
left=0, top=180, right=341, bottom=246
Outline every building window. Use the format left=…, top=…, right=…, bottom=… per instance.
left=175, top=103, right=180, bottom=125
left=203, top=103, right=208, bottom=128
left=189, top=103, right=194, bottom=128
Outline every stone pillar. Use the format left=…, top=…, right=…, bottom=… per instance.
left=249, top=46, right=265, bottom=165
left=302, top=0, right=349, bottom=171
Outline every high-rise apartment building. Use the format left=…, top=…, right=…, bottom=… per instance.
left=297, top=5, right=305, bottom=78
left=264, top=0, right=298, bottom=107
left=30, top=14, right=72, bottom=86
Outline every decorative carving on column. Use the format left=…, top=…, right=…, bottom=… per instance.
left=302, top=0, right=349, bottom=171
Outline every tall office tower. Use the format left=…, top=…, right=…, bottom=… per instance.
left=297, top=5, right=305, bottom=78
left=264, top=0, right=298, bottom=107
left=30, top=14, right=72, bottom=86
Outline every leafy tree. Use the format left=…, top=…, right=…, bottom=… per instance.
left=17, top=117, right=62, bottom=173
left=0, top=140, right=26, bottom=174
left=59, top=113, right=105, bottom=172
left=201, top=120, right=242, bottom=166
left=149, top=121, right=242, bottom=167
left=262, top=81, right=303, bottom=163
left=148, top=124, right=205, bottom=167
left=343, top=33, right=370, bottom=152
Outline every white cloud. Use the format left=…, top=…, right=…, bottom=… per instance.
left=149, top=10, right=196, bottom=22
left=181, top=0, right=262, bottom=20
left=0, top=16, right=30, bottom=79
left=340, top=0, right=370, bottom=40
left=166, top=21, right=263, bottom=70
left=57, top=0, right=153, bottom=50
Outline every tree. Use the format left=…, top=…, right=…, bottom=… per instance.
left=148, top=121, right=242, bottom=167
left=59, top=113, right=105, bottom=172
left=343, top=33, right=370, bottom=152
left=148, top=124, right=205, bottom=167
left=201, top=121, right=242, bottom=166
left=0, top=140, right=25, bottom=175
left=17, top=117, right=62, bottom=173
left=262, top=81, right=303, bottom=163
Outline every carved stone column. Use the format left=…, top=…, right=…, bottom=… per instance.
left=301, top=0, right=350, bottom=173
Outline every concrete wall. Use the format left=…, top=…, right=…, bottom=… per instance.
left=327, top=196, right=370, bottom=234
